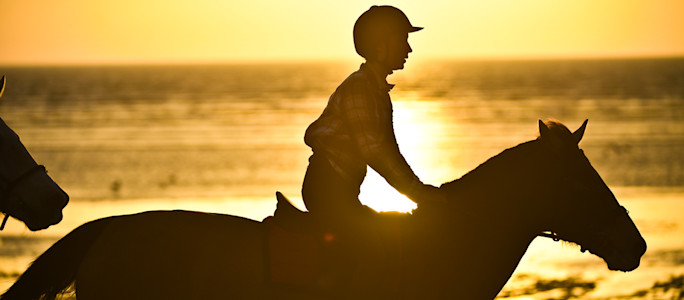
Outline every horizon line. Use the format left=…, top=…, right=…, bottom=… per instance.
left=1, top=53, right=683, bottom=67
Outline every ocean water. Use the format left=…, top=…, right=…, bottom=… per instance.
left=0, top=58, right=683, bottom=298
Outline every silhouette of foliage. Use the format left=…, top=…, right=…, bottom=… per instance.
left=498, top=275, right=596, bottom=299
left=628, top=274, right=684, bottom=300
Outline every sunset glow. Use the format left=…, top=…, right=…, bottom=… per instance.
left=360, top=100, right=451, bottom=213
left=1, top=0, right=683, bottom=65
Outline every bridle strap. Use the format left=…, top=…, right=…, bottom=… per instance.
left=0, top=214, right=8, bottom=230
left=537, top=231, right=561, bottom=241
left=537, top=205, right=629, bottom=248
left=3, top=165, right=47, bottom=194
left=0, top=164, right=47, bottom=231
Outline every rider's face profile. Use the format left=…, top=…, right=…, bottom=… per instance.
left=373, top=32, right=413, bottom=72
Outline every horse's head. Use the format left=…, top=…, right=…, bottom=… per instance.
left=0, top=76, right=69, bottom=231
left=536, top=119, right=646, bottom=272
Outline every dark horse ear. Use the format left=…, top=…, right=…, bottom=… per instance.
left=572, top=119, right=588, bottom=145
left=538, top=120, right=551, bottom=138
left=0, top=75, right=5, bottom=99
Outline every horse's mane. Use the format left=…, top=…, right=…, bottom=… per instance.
left=542, top=120, right=572, bottom=134
left=440, top=120, right=573, bottom=204
left=441, top=140, right=539, bottom=191
left=538, top=119, right=576, bottom=144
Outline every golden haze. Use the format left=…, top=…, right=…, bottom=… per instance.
left=1, top=0, right=683, bottom=64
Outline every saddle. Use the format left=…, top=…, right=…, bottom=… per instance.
left=263, top=192, right=347, bottom=289
left=263, top=192, right=406, bottom=293
left=269, top=191, right=316, bottom=233
left=263, top=193, right=319, bottom=287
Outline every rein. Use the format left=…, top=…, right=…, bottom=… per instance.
left=0, top=164, right=47, bottom=230
left=536, top=205, right=629, bottom=252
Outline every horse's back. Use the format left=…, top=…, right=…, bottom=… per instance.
left=75, top=210, right=267, bottom=299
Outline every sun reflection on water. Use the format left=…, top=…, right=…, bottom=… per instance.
left=359, top=99, right=454, bottom=213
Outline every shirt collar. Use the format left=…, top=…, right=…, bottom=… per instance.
left=360, top=63, right=394, bottom=93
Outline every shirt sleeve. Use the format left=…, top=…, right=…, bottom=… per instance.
left=339, top=76, right=424, bottom=199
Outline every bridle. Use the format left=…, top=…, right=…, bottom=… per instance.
left=534, top=146, right=631, bottom=250
left=0, top=164, right=48, bottom=230
left=537, top=205, right=630, bottom=253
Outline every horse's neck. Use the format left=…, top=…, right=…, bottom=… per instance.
left=412, top=199, right=538, bottom=298
left=407, top=142, right=545, bottom=298
left=444, top=142, right=545, bottom=229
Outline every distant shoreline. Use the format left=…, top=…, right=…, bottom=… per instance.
left=2, top=55, right=684, bottom=68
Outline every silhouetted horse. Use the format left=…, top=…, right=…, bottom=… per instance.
left=1, top=120, right=645, bottom=299
left=0, top=76, right=69, bottom=231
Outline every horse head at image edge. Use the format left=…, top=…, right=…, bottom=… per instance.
left=0, top=75, right=69, bottom=231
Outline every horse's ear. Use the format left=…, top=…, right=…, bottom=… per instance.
left=538, top=120, right=551, bottom=138
left=572, top=119, right=588, bottom=144
left=0, top=75, right=5, bottom=99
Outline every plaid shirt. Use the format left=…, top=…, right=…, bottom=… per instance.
left=305, top=63, right=423, bottom=198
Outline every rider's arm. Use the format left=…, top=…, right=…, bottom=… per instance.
left=339, top=77, right=438, bottom=202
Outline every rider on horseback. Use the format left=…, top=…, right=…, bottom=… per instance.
left=302, top=6, right=446, bottom=236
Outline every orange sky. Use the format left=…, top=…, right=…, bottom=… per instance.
left=1, top=0, right=683, bottom=64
